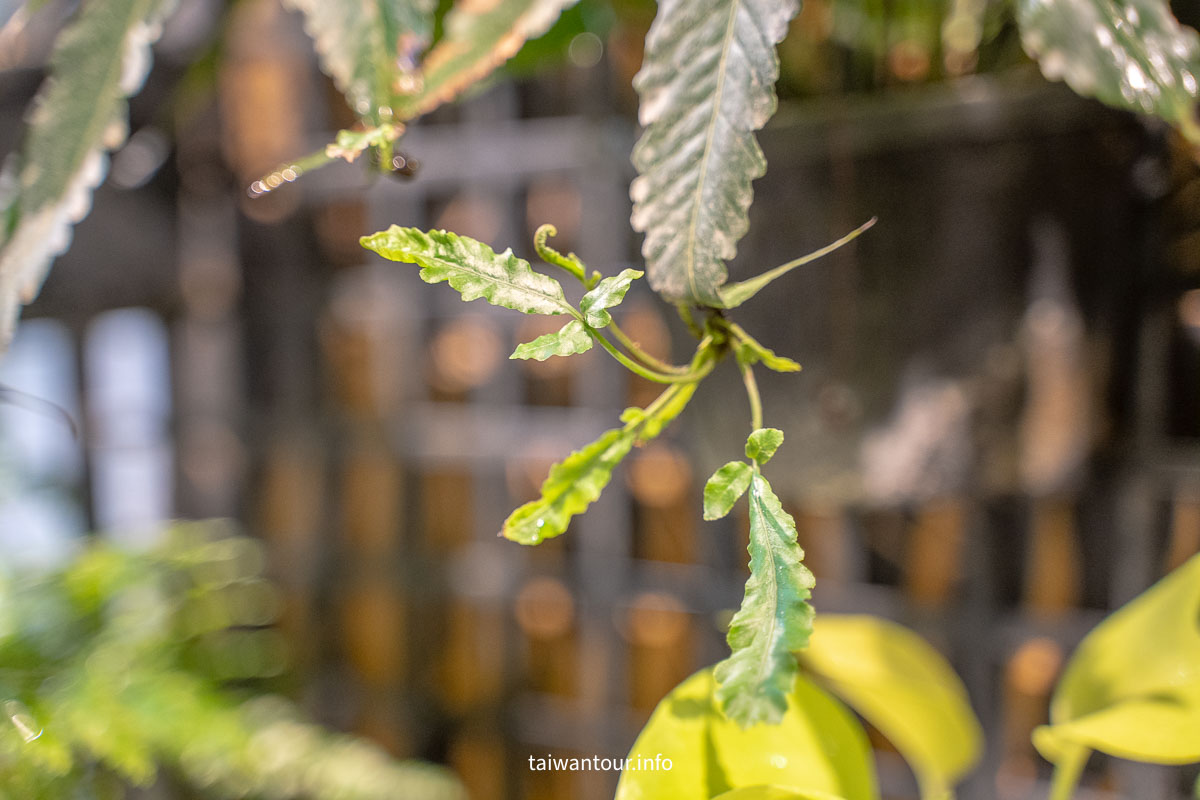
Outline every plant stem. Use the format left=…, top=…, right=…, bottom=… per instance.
left=1048, top=746, right=1090, bottom=800
left=738, top=358, right=763, bottom=432
left=606, top=319, right=692, bottom=374
left=591, top=330, right=712, bottom=383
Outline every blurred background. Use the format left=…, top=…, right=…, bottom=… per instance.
left=2, top=0, right=1200, bottom=798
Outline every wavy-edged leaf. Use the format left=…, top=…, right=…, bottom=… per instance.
left=704, top=461, right=753, bottom=521
left=615, top=668, right=876, bottom=800
left=1018, top=0, right=1200, bottom=143
left=397, top=0, right=578, bottom=119
left=717, top=219, right=876, bottom=309
left=630, top=0, right=800, bottom=306
left=0, top=0, right=177, bottom=350
left=715, top=474, right=815, bottom=726
left=1034, top=553, right=1200, bottom=768
left=712, top=788, right=851, bottom=800
left=286, top=0, right=434, bottom=121
left=745, top=428, right=783, bottom=465
left=800, top=615, right=984, bottom=800
left=579, top=268, right=642, bottom=328
left=511, top=319, right=592, bottom=360
left=502, top=427, right=635, bottom=544
left=361, top=227, right=574, bottom=315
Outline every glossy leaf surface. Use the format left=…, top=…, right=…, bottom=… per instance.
left=714, top=474, right=815, bottom=726
left=616, top=669, right=876, bottom=800
left=799, top=615, right=984, bottom=799
left=630, top=0, right=800, bottom=305
left=0, top=0, right=176, bottom=349
left=286, top=0, right=434, bottom=121
left=362, top=227, right=574, bottom=315
left=1018, top=0, right=1200, bottom=143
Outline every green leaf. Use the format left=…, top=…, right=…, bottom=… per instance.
left=703, top=461, right=754, bottom=521
left=745, top=428, right=783, bottom=465
left=717, top=219, right=876, bottom=309
left=325, top=123, right=402, bottom=163
left=799, top=615, right=984, bottom=800
left=714, top=474, right=815, bottom=727
left=511, top=319, right=592, bottom=360
left=630, top=0, right=800, bottom=306
left=736, top=339, right=800, bottom=373
left=361, top=227, right=574, bottom=315
left=579, top=268, right=643, bottom=328
left=1034, top=553, right=1200, bottom=767
left=1018, top=0, right=1200, bottom=145
left=285, top=0, right=434, bottom=121
left=712, top=788, right=851, bottom=800
left=501, top=428, right=636, bottom=544
left=0, top=0, right=177, bottom=349
left=397, top=0, right=579, bottom=119
left=615, top=668, right=876, bottom=800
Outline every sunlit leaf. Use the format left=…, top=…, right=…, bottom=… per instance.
left=1034, top=553, right=1200, bottom=768
left=715, top=474, right=815, bottom=726
left=285, top=0, right=434, bottom=121
left=799, top=615, right=984, bottom=800
left=630, top=0, right=801, bottom=305
left=0, top=0, right=177, bottom=350
left=712, top=787, right=851, bottom=800
left=361, top=227, right=574, bottom=315
left=745, top=428, right=783, bottom=465
left=511, top=319, right=592, bottom=360
left=717, top=219, right=876, bottom=309
left=502, top=428, right=636, bottom=544
left=1017, top=0, right=1200, bottom=144
left=615, top=668, right=876, bottom=800
left=703, top=461, right=754, bottom=521
left=579, top=268, right=643, bottom=328
left=397, top=0, right=579, bottom=119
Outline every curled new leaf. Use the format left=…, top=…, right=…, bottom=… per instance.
left=361, top=227, right=574, bottom=315
left=511, top=319, right=592, bottom=360
left=397, top=0, right=579, bottom=119
left=615, top=669, right=876, bottom=800
left=745, top=428, right=783, bottom=465
left=630, top=0, right=801, bottom=306
left=0, top=0, right=177, bottom=350
left=285, top=0, right=434, bottom=121
left=800, top=615, right=984, bottom=800
left=1018, top=0, right=1200, bottom=144
left=715, top=474, right=815, bottom=727
left=704, top=461, right=754, bottom=521
left=502, top=428, right=636, bottom=545
left=579, top=268, right=643, bottom=328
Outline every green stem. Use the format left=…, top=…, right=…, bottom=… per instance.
left=1048, top=746, right=1090, bottom=800
left=607, top=319, right=692, bottom=375
left=677, top=305, right=704, bottom=339
left=739, top=358, right=763, bottom=433
left=590, top=331, right=708, bottom=383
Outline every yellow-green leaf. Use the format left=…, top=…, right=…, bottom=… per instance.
left=361, top=227, right=574, bottom=316
left=703, top=461, right=754, bottom=521
left=745, top=428, right=783, bottom=465
left=712, top=787, right=850, bottom=800
left=511, top=319, right=592, bottom=360
left=1035, top=553, right=1200, bottom=768
left=615, top=668, right=877, bottom=800
left=579, top=268, right=642, bottom=328
left=799, top=615, right=983, bottom=800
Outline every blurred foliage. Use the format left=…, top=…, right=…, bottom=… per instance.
left=0, top=523, right=465, bottom=800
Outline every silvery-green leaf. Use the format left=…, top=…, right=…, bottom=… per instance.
left=397, top=0, right=578, bottom=119
left=0, top=0, right=177, bottom=350
left=361, top=227, right=574, bottom=316
left=502, top=428, right=636, bottom=545
left=703, top=460, right=753, bottom=521
left=1018, top=0, right=1200, bottom=144
left=285, top=0, right=434, bottom=121
left=745, top=428, right=783, bottom=465
left=715, top=473, right=815, bottom=726
left=579, top=268, right=642, bottom=328
left=630, top=0, right=801, bottom=306
left=511, top=319, right=592, bottom=361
